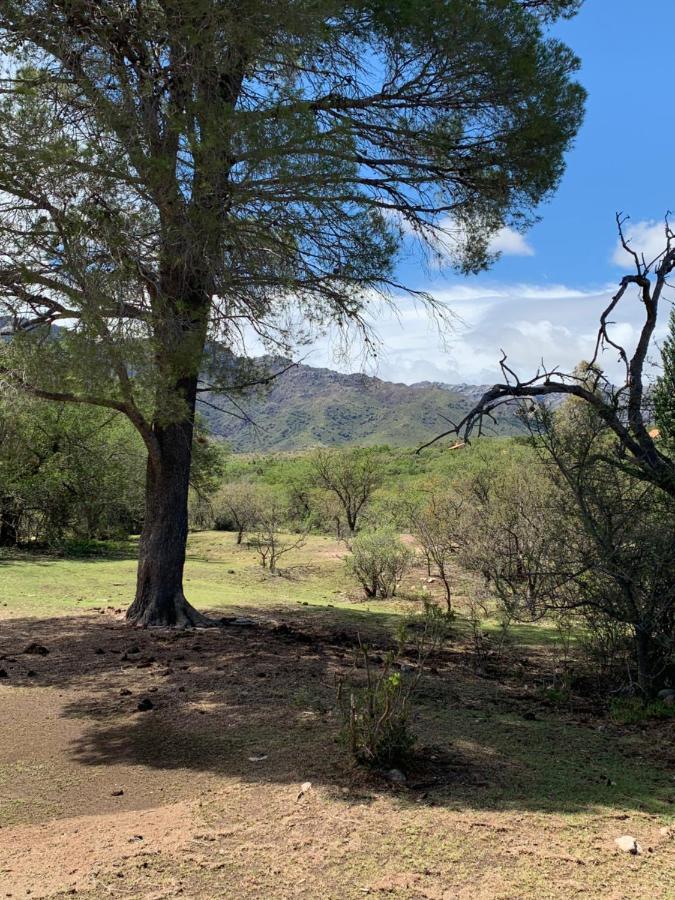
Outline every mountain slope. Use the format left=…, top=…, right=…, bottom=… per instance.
left=199, top=359, right=525, bottom=451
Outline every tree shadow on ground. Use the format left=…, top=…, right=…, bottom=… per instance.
left=0, top=541, right=140, bottom=566
left=0, top=607, right=672, bottom=817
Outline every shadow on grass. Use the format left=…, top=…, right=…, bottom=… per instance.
left=0, top=606, right=672, bottom=817
left=0, top=539, right=140, bottom=565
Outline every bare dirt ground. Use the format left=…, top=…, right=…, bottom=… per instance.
left=0, top=602, right=673, bottom=899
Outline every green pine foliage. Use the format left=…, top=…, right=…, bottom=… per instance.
left=654, top=306, right=675, bottom=455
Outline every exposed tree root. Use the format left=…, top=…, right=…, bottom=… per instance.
left=125, top=592, right=218, bottom=629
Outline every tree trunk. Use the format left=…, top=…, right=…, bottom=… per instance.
left=634, top=626, right=656, bottom=698
left=126, top=373, right=211, bottom=627
left=440, top=569, right=452, bottom=614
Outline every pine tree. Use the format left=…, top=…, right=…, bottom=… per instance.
left=0, top=1, right=585, bottom=625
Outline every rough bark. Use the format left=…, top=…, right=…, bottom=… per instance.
left=126, top=371, right=212, bottom=627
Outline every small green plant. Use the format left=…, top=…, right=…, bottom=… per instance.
left=540, top=672, right=573, bottom=706
left=336, top=601, right=449, bottom=768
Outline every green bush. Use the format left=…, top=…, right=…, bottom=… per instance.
left=346, top=528, right=414, bottom=598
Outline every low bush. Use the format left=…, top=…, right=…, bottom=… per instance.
left=346, top=528, right=414, bottom=599
left=337, top=602, right=449, bottom=768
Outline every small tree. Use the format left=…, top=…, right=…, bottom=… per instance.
left=308, top=488, right=347, bottom=540
left=346, top=528, right=413, bottom=599
left=310, top=448, right=383, bottom=536
left=0, top=394, right=146, bottom=545
left=460, top=409, right=675, bottom=696
left=534, top=401, right=675, bottom=697
left=250, top=490, right=306, bottom=575
left=213, top=480, right=263, bottom=545
left=459, top=461, right=564, bottom=620
left=407, top=489, right=463, bottom=613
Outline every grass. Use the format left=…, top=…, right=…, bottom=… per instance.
left=0, top=530, right=576, bottom=646
left=0, top=532, right=350, bottom=619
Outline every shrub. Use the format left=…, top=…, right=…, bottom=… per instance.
left=346, top=528, right=413, bottom=599
left=337, top=602, right=449, bottom=768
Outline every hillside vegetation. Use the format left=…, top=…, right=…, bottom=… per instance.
left=199, top=359, right=525, bottom=451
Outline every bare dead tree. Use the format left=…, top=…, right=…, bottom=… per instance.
left=420, top=215, right=675, bottom=499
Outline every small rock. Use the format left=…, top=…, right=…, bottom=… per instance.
left=0, top=668, right=8, bottom=678
left=136, top=697, right=154, bottom=712
left=94, top=648, right=105, bottom=655
left=615, top=835, right=641, bottom=855
left=26, top=670, right=36, bottom=677
left=385, top=768, right=407, bottom=784
left=662, top=695, right=674, bottom=708
left=248, top=754, right=268, bottom=762
left=119, top=688, right=132, bottom=696
left=227, top=569, right=235, bottom=574
left=657, top=688, right=675, bottom=700
left=23, top=643, right=49, bottom=656
left=128, top=834, right=143, bottom=843
left=111, top=789, right=124, bottom=797
left=296, top=781, right=312, bottom=800
left=126, top=644, right=141, bottom=655
left=523, top=711, right=537, bottom=721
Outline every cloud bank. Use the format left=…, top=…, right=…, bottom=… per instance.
left=301, top=280, right=668, bottom=386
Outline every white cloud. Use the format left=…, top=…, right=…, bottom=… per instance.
left=611, top=219, right=669, bottom=267
left=489, top=227, right=535, bottom=257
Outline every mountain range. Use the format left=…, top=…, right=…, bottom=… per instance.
left=198, top=358, right=525, bottom=451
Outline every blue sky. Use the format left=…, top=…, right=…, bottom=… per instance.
left=304, top=0, right=675, bottom=385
